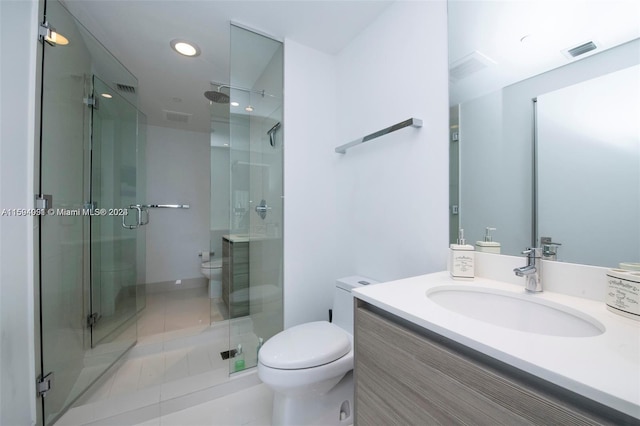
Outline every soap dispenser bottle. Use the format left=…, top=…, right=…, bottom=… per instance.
left=450, top=229, right=475, bottom=280
left=234, top=344, right=245, bottom=372
left=476, top=227, right=501, bottom=254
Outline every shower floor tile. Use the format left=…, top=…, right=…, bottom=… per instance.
left=54, top=287, right=262, bottom=426
left=137, top=286, right=225, bottom=339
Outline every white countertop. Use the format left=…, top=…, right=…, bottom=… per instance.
left=224, top=233, right=265, bottom=243
left=353, top=271, right=640, bottom=419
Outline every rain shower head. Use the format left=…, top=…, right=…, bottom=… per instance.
left=204, top=90, right=230, bottom=104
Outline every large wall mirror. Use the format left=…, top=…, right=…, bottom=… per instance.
left=448, top=0, right=640, bottom=268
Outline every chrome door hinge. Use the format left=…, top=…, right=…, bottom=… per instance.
left=87, top=312, right=100, bottom=327
left=37, top=372, right=54, bottom=398
left=84, top=96, right=99, bottom=109
left=38, top=21, right=52, bottom=44
left=38, top=21, right=64, bottom=46
left=35, top=194, right=53, bottom=211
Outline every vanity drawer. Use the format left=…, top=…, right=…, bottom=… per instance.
left=354, top=302, right=624, bottom=425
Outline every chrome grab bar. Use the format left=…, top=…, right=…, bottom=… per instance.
left=121, top=203, right=189, bottom=229
left=122, top=205, right=143, bottom=229
left=335, top=117, right=423, bottom=154
left=140, top=208, right=149, bottom=225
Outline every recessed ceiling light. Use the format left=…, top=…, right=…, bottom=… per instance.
left=46, top=30, right=69, bottom=46
left=245, top=105, right=254, bottom=112
left=520, top=35, right=532, bottom=43
left=230, top=101, right=240, bottom=107
left=101, top=93, right=113, bottom=99
left=170, top=39, right=200, bottom=57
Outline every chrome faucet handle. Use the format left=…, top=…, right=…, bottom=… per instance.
left=516, top=247, right=543, bottom=292
left=522, top=247, right=541, bottom=256
left=541, top=237, right=562, bottom=259
left=540, top=237, right=562, bottom=247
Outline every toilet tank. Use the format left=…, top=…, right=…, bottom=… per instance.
left=332, top=276, right=378, bottom=333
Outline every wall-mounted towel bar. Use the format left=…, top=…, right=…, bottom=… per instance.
left=335, top=117, right=423, bottom=154
left=142, top=204, right=190, bottom=209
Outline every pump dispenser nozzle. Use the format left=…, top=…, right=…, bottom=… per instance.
left=457, top=228, right=466, bottom=245
left=476, top=227, right=501, bottom=254
left=484, top=227, right=496, bottom=242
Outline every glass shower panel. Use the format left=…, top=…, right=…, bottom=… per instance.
left=137, top=112, right=148, bottom=313
left=38, top=2, right=139, bottom=423
left=39, top=2, right=91, bottom=422
left=90, top=76, right=139, bottom=345
left=228, top=25, right=284, bottom=373
left=210, top=95, right=231, bottom=322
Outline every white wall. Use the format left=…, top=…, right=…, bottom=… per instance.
left=283, top=40, right=340, bottom=327
left=335, top=1, right=449, bottom=282
left=283, top=0, right=449, bottom=327
left=0, top=0, right=39, bottom=424
left=145, top=125, right=210, bottom=284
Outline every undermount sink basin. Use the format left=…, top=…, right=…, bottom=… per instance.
left=427, top=286, right=605, bottom=337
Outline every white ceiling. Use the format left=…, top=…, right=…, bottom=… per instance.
left=61, top=0, right=395, bottom=133
left=448, top=0, right=640, bottom=106
left=58, top=0, right=640, bottom=130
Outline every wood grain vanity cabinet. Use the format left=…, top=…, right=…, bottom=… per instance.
left=222, top=237, right=249, bottom=318
left=354, top=300, right=635, bottom=425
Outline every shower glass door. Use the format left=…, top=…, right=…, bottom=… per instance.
left=38, top=2, right=139, bottom=424
left=38, top=2, right=92, bottom=422
left=89, top=76, right=139, bottom=346
left=228, top=25, right=284, bottom=373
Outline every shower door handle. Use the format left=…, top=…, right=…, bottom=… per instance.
left=255, top=199, right=271, bottom=220
left=121, top=205, right=144, bottom=229
left=139, top=206, right=150, bottom=225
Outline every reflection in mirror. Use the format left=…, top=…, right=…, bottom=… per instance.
left=448, top=0, right=640, bottom=267
left=537, top=65, right=639, bottom=267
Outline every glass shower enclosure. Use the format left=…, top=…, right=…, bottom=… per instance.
left=37, top=1, right=145, bottom=424
left=225, top=25, right=284, bottom=373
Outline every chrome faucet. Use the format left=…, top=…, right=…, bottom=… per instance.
left=513, top=247, right=542, bottom=292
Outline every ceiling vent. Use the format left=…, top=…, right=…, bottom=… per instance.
left=116, top=83, right=136, bottom=93
left=163, top=110, right=191, bottom=124
left=562, top=41, right=599, bottom=59
left=449, top=51, right=496, bottom=83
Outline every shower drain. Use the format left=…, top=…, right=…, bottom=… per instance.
left=220, top=349, right=238, bottom=360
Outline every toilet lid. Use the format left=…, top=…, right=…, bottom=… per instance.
left=259, top=321, right=351, bottom=370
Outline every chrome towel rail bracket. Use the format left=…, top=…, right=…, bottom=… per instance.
left=335, top=117, right=423, bottom=154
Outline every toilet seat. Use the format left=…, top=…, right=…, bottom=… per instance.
left=259, top=321, right=351, bottom=370
left=201, top=259, right=222, bottom=269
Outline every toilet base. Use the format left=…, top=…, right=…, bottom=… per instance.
left=209, top=279, right=221, bottom=298
left=272, top=371, right=354, bottom=426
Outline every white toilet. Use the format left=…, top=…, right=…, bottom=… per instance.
left=258, top=276, right=378, bottom=426
left=200, top=258, right=222, bottom=298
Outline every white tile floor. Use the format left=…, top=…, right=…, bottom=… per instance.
left=133, top=383, right=273, bottom=426
left=55, top=287, right=265, bottom=426
left=137, top=287, right=225, bottom=337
